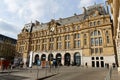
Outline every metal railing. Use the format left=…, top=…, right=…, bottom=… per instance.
left=104, top=67, right=112, bottom=80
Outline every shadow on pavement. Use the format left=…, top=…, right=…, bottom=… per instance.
left=37, top=73, right=58, bottom=80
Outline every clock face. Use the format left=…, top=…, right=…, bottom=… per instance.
left=50, top=27, right=55, bottom=32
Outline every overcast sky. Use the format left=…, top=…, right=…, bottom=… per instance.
left=0, top=0, right=105, bottom=39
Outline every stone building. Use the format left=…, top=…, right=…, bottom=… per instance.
left=0, top=34, right=17, bottom=59
left=16, top=4, right=115, bottom=67
left=108, top=0, right=120, bottom=71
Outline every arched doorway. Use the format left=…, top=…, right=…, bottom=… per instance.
left=34, top=54, right=39, bottom=65
left=56, top=53, right=62, bottom=65
left=64, top=53, right=71, bottom=66
left=74, top=52, right=81, bottom=66
left=41, top=54, right=46, bottom=61
left=48, top=53, right=53, bottom=61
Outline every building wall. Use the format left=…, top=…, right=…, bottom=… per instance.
left=108, top=0, right=120, bottom=69
left=17, top=5, right=115, bottom=67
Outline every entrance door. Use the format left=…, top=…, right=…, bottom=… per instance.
left=34, top=54, right=39, bottom=65
left=101, top=61, right=104, bottom=67
left=56, top=53, right=62, bottom=65
left=64, top=53, right=71, bottom=66
left=96, top=61, right=99, bottom=67
left=41, top=54, right=46, bottom=61
left=48, top=53, right=53, bottom=61
left=74, top=53, right=81, bottom=66
left=92, top=61, right=95, bottom=67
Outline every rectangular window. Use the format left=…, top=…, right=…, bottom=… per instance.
left=95, top=38, right=98, bottom=46
left=107, top=36, right=110, bottom=43
left=95, top=48, right=98, bottom=53
left=91, top=38, right=94, bottom=46
left=100, top=48, right=103, bottom=53
left=65, top=36, right=67, bottom=40
left=50, top=43, right=54, bottom=50
left=99, top=37, right=102, bottom=46
left=78, top=40, right=80, bottom=48
left=74, top=40, right=80, bottom=48
left=84, top=39, right=87, bottom=45
left=75, top=34, right=80, bottom=39
left=50, top=38, right=54, bottom=42
left=74, top=41, right=77, bottom=48
left=91, top=48, right=94, bottom=54
left=65, top=41, right=70, bottom=49
left=57, top=42, right=62, bottom=49
left=57, top=36, right=61, bottom=41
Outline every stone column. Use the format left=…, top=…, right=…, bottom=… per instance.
left=40, top=39, right=42, bottom=51
left=46, top=38, right=49, bottom=51
left=54, top=37, right=57, bottom=50
left=61, top=52, right=64, bottom=65
left=61, top=35, right=65, bottom=50
left=70, top=34, right=74, bottom=49
left=71, top=52, right=74, bottom=65
left=81, top=33, right=84, bottom=48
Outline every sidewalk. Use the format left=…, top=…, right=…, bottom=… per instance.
left=111, top=68, right=120, bottom=80
left=11, top=67, right=59, bottom=80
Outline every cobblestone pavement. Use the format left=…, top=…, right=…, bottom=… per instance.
left=44, top=66, right=108, bottom=80
left=0, top=66, right=120, bottom=80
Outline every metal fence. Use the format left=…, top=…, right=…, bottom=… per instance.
left=104, top=67, right=112, bottom=80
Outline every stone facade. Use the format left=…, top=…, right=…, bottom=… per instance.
left=108, top=0, right=120, bottom=71
left=16, top=4, right=115, bottom=67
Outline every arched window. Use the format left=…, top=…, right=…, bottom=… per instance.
left=90, top=30, right=103, bottom=55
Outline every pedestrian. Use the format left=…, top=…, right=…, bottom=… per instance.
left=85, top=62, right=88, bottom=67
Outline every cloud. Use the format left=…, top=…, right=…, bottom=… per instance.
left=0, top=19, right=19, bottom=39
left=78, top=0, right=105, bottom=10
left=3, top=0, right=60, bottom=21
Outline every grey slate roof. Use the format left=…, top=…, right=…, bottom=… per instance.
left=23, top=3, right=108, bottom=32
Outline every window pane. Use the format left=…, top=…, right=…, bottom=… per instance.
left=91, top=38, right=94, bottom=46
left=95, top=48, right=98, bottom=53
left=94, top=30, right=97, bottom=36
left=95, top=38, right=99, bottom=46
left=100, top=48, right=103, bottom=53
left=99, top=37, right=102, bottom=46
left=91, top=48, right=94, bottom=54
left=98, top=31, right=101, bottom=35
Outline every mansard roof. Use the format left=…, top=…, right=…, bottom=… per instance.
left=23, top=3, right=108, bottom=32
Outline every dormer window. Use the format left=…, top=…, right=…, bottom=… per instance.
left=94, top=22, right=96, bottom=26
left=97, top=21, right=100, bottom=25
left=90, top=22, right=92, bottom=26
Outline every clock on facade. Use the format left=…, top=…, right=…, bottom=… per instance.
left=50, top=27, right=55, bottom=32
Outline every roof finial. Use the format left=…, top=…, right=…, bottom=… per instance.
left=94, top=2, right=96, bottom=5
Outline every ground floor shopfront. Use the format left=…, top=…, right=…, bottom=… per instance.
left=26, top=50, right=116, bottom=68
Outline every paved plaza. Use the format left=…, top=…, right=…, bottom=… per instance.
left=0, top=66, right=120, bottom=80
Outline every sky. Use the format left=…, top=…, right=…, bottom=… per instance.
left=0, top=0, right=105, bottom=39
